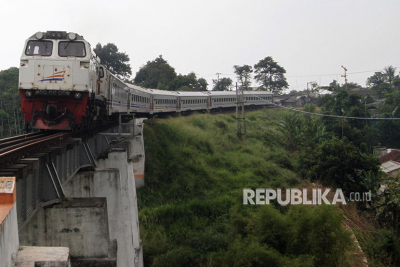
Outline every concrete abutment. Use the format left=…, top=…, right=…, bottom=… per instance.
left=0, top=119, right=145, bottom=267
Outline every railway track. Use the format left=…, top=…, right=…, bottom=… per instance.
left=0, top=119, right=121, bottom=168
left=0, top=131, right=69, bottom=167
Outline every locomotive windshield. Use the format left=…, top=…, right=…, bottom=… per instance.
left=25, top=40, right=52, bottom=56
left=58, top=41, right=86, bottom=57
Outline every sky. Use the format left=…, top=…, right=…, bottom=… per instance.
left=2, top=0, right=400, bottom=92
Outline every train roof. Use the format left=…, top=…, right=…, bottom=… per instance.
left=127, top=84, right=179, bottom=96
left=29, top=31, right=85, bottom=41
left=125, top=83, right=273, bottom=97
left=208, top=91, right=273, bottom=96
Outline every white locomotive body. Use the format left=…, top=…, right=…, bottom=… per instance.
left=19, top=31, right=101, bottom=130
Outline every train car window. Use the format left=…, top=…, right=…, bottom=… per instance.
left=99, top=67, right=104, bottom=78
left=58, top=41, right=86, bottom=57
left=25, top=40, right=53, bottom=56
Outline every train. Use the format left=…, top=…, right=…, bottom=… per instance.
left=18, top=31, right=273, bottom=131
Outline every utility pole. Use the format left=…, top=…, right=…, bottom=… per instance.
left=235, top=83, right=246, bottom=140
left=241, top=86, right=246, bottom=140
left=341, top=107, right=345, bottom=139
left=236, top=83, right=239, bottom=136
left=216, top=73, right=221, bottom=83
left=341, top=66, right=348, bottom=90
left=364, top=96, right=368, bottom=126
left=216, top=73, right=221, bottom=91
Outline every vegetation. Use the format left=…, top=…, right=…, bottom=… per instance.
left=212, top=77, right=233, bottom=91
left=254, top=57, right=288, bottom=94
left=139, top=109, right=360, bottom=267
left=233, top=64, right=253, bottom=89
left=0, top=67, right=24, bottom=137
left=94, top=43, right=132, bottom=78
left=139, top=90, right=400, bottom=266
left=134, top=55, right=207, bottom=91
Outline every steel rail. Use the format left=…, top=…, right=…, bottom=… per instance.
left=0, top=132, right=53, bottom=149
left=0, top=131, right=45, bottom=145
left=0, top=132, right=69, bottom=166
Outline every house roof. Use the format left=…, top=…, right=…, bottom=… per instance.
left=349, top=88, right=378, bottom=98
left=381, top=160, right=400, bottom=173
left=379, top=150, right=400, bottom=163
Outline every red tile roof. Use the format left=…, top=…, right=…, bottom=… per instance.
left=380, top=150, right=400, bottom=163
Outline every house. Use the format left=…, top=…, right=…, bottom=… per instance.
left=349, top=88, right=378, bottom=100
left=380, top=160, right=400, bottom=178
left=273, top=91, right=318, bottom=107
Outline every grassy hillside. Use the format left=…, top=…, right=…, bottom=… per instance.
left=138, top=108, right=353, bottom=267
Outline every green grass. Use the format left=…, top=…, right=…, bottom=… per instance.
left=138, top=108, right=352, bottom=267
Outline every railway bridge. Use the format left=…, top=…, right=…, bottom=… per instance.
left=0, top=118, right=145, bottom=267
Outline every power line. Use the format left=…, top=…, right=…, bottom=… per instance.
left=244, top=89, right=400, bottom=121
left=199, top=69, right=388, bottom=80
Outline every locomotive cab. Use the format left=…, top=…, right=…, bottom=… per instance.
left=19, top=31, right=99, bottom=130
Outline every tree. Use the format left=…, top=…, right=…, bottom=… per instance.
left=196, top=78, right=208, bottom=91
left=278, top=113, right=304, bottom=151
left=212, top=77, right=233, bottom=91
left=233, top=65, right=252, bottom=89
left=301, top=137, right=380, bottom=193
left=0, top=67, right=23, bottom=137
left=367, top=72, right=385, bottom=88
left=134, top=55, right=177, bottom=90
left=367, top=67, right=399, bottom=98
left=171, top=72, right=198, bottom=91
left=254, top=57, right=288, bottom=94
left=94, top=43, right=132, bottom=78
left=328, top=80, right=341, bottom=92
left=308, top=81, right=319, bottom=93
left=383, top=66, right=398, bottom=85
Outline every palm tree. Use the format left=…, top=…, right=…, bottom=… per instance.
left=383, top=66, right=397, bottom=85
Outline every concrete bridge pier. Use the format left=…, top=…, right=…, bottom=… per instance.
left=62, top=147, right=143, bottom=267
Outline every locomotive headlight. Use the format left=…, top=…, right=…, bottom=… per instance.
left=25, top=90, right=33, bottom=98
left=74, top=92, right=82, bottom=99
left=68, top=32, right=76, bottom=40
left=35, top=32, right=43, bottom=40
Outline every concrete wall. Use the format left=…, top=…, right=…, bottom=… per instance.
left=0, top=204, right=19, bottom=267
left=0, top=177, right=19, bottom=267
left=19, top=198, right=110, bottom=259
left=63, top=148, right=143, bottom=267
left=131, top=119, right=146, bottom=188
left=97, top=149, right=143, bottom=267
left=64, top=169, right=124, bottom=264
left=15, top=246, right=71, bottom=267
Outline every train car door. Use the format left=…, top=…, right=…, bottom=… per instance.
left=107, top=75, right=113, bottom=115
left=127, top=89, right=131, bottom=113
left=98, top=66, right=107, bottom=97
left=150, top=95, right=154, bottom=113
